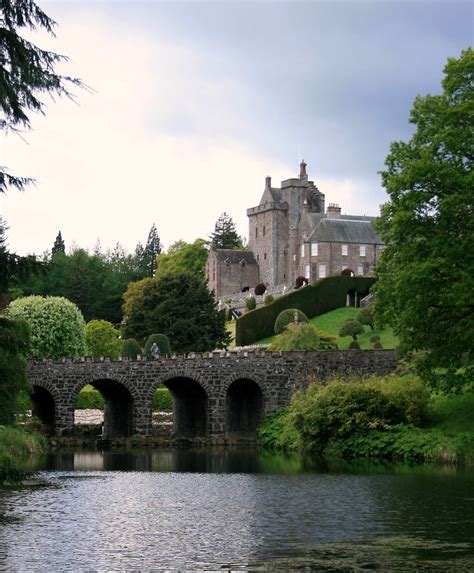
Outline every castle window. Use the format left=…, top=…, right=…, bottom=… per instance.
left=311, top=243, right=318, bottom=256
left=263, top=225, right=266, bottom=236
left=256, top=227, right=258, bottom=238
left=293, top=254, right=296, bottom=262
left=357, top=264, right=364, bottom=276
left=213, top=272, right=215, bottom=281
left=305, top=264, right=310, bottom=279
left=360, top=245, right=366, bottom=257
left=301, top=244, right=305, bottom=258
left=257, top=254, right=260, bottom=261
left=342, top=244, right=348, bottom=256
left=318, top=264, right=326, bottom=279
left=264, top=253, right=267, bottom=260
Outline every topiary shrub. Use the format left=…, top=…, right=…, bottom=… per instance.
left=254, top=282, right=266, bottom=296
left=85, top=319, right=121, bottom=359
left=370, top=333, right=381, bottom=343
left=7, top=295, right=86, bottom=358
left=295, top=276, right=309, bottom=288
left=274, top=308, right=309, bottom=334
left=268, top=323, right=320, bottom=351
left=357, top=306, right=375, bottom=331
left=339, top=318, right=364, bottom=341
left=245, top=296, right=256, bottom=311
left=264, top=294, right=274, bottom=306
left=144, top=334, right=172, bottom=356
left=349, top=340, right=361, bottom=349
left=374, top=341, right=384, bottom=349
left=121, top=338, right=141, bottom=359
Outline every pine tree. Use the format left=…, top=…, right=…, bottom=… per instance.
left=209, top=212, right=243, bottom=249
left=51, top=231, right=65, bottom=256
left=142, top=224, right=162, bottom=277
left=0, top=0, right=84, bottom=193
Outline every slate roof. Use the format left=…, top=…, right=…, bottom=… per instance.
left=259, top=187, right=284, bottom=206
left=309, top=218, right=383, bottom=244
left=213, top=249, right=258, bottom=265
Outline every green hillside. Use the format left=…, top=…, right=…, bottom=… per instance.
left=255, top=307, right=398, bottom=349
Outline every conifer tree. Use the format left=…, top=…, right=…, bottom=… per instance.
left=51, top=231, right=65, bottom=256
left=0, top=0, right=84, bottom=193
left=142, top=224, right=162, bottom=277
left=209, top=212, right=243, bottom=249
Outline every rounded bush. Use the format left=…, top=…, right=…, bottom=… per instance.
left=370, top=333, right=381, bottom=343
left=268, top=323, right=320, bottom=351
left=274, top=308, right=308, bottom=334
left=339, top=318, right=364, bottom=341
left=295, top=276, right=308, bottom=288
left=264, top=294, right=274, bottom=306
left=245, top=297, right=256, bottom=311
left=254, top=282, right=266, bottom=296
left=121, top=338, right=141, bottom=359
left=85, top=320, right=121, bottom=359
left=7, top=296, right=86, bottom=358
left=144, top=334, right=172, bottom=356
left=349, top=340, right=361, bottom=349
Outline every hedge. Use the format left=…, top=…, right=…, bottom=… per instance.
left=235, top=276, right=376, bottom=346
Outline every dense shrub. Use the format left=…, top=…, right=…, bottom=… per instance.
left=144, top=334, right=172, bottom=356
left=264, top=294, right=274, bottom=306
left=8, top=295, right=86, bottom=358
left=152, top=387, right=173, bottom=411
left=258, top=409, right=299, bottom=449
left=295, top=276, right=308, bottom=288
left=268, top=323, right=320, bottom=351
left=121, top=338, right=141, bottom=359
left=285, top=375, right=430, bottom=453
left=349, top=340, right=361, bottom=349
left=274, top=308, right=309, bottom=334
left=315, top=329, right=338, bottom=349
left=85, top=319, right=121, bottom=359
left=235, top=276, right=376, bottom=346
left=254, top=282, right=266, bottom=296
left=370, top=333, right=381, bottom=343
left=75, top=386, right=104, bottom=410
left=339, top=319, right=364, bottom=341
left=0, top=427, right=47, bottom=484
left=245, top=296, right=256, bottom=311
left=374, top=341, right=384, bottom=349
left=226, top=308, right=234, bottom=321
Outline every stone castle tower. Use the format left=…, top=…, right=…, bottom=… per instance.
left=206, top=161, right=384, bottom=300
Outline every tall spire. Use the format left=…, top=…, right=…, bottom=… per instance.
left=299, top=159, right=307, bottom=180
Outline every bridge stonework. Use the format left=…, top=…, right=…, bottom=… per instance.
left=27, top=350, right=396, bottom=438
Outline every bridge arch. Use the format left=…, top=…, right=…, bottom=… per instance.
left=30, top=380, right=61, bottom=433
left=221, top=373, right=267, bottom=437
left=150, top=370, right=210, bottom=438
left=71, top=376, right=139, bottom=438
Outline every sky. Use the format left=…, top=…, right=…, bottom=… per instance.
left=1, top=0, right=472, bottom=256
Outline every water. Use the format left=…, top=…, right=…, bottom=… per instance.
left=1, top=449, right=473, bottom=571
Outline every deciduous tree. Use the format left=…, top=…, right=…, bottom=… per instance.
left=374, top=48, right=474, bottom=391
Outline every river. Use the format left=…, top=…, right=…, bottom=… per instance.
left=0, top=449, right=473, bottom=571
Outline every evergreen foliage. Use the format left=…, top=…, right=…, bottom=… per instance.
left=142, top=224, right=162, bottom=277
left=144, top=333, right=172, bottom=356
left=245, top=296, right=256, bottom=311
left=121, top=338, right=141, bottom=359
left=0, top=317, right=30, bottom=424
left=268, top=323, right=320, bottom=351
left=339, top=319, right=364, bottom=341
left=122, top=271, right=230, bottom=352
left=51, top=231, right=65, bottom=256
left=274, top=308, right=309, bottom=334
left=235, top=276, right=375, bottom=346
left=348, top=340, right=361, bottom=349
left=85, top=319, right=121, bottom=359
left=374, top=48, right=474, bottom=391
left=356, top=307, right=375, bottom=331
left=8, top=295, right=86, bottom=358
left=264, top=294, right=274, bottom=306
left=0, top=0, right=84, bottom=193
left=209, top=212, right=243, bottom=249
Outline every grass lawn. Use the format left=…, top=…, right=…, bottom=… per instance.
left=255, top=307, right=398, bottom=349
left=226, top=321, right=236, bottom=347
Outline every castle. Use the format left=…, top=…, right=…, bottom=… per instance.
left=206, top=161, right=384, bottom=300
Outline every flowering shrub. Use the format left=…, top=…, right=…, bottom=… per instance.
left=254, top=282, right=266, bottom=296
left=295, top=276, right=308, bottom=288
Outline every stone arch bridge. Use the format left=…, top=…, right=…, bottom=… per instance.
left=27, top=350, right=396, bottom=439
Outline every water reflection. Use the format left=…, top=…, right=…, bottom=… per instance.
left=0, top=449, right=473, bottom=571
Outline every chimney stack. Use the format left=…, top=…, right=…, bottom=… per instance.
left=326, top=203, right=341, bottom=219
left=265, top=176, right=271, bottom=190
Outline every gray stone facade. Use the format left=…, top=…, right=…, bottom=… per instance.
left=207, top=161, right=384, bottom=299
left=27, top=350, right=396, bottom=438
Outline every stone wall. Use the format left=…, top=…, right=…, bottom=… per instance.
left=27, top=350, right=397, bottom=438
